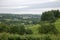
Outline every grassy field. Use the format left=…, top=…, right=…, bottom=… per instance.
left=55, top=18, right=60, bottom=32
left=25, top=24, right=40, bottom=34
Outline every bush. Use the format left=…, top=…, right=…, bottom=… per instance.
left=0, top=23, right=10, bottom=32
left=25, top=29, right=33, bottom=34
left=44, top=36, right=51, bottom=40
left=17, top=25, right=26, bottom=35
left=38, top=24, right=58, bottom=34
left=25, top=36, right=41, bottom=40
left=8, top=35, right=21, bottom=40
left=9, top=25, right=26, bottom=35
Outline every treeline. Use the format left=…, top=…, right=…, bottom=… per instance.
left=41, top=10, right=60, bottom=22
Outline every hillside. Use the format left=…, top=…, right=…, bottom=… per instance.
left=0, top=10, right=60, bottom=40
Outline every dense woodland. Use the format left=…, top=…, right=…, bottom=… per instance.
left=0, top=10, right=60, bottom=40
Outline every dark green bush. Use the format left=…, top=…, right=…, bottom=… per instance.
left=44, top=36, right=51, bottom=40
left=8, top=36, right=21, bottom=40
left=25, top=29, right=33, bottom=34
left=38, top=24, right=58, bottom=34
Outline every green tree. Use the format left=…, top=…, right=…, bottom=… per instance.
left=52, top=10, right=60, bottom=18
left=9, top=25, right=26, bottom=35
left=41, top=10, right=60, bottom=22
left=41, top=11, right=55, bottom=22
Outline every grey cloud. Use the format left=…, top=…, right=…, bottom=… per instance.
left=24, top=1, right=60, bottom=9
left=0, top=0, right=60, bottom=13
left=11, top=1, right=60, bottom=12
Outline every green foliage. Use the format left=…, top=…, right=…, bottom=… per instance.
left=38, top=24, right=58, bottom=34
left=26, top=29, right=33, bottom=34
left=0, top=23, right=26, bottom=35
left=41, top=10, right=60, bottom=22
left=0, top=32, right=8, bottom=40
left=54, top=18, right=60, bottom=32
left=8, top=35, right=21, bottom=40
left=17, top=25, right=26, bottom=35
left=41, top=11, right=55, bottom=22
left=52, top=10, right=60, bottom=18
left=40, top=10, right=60, bottom=34
left=9, top=25, right=26, bottom=35
left=44, top=36, right=51, bottom=40
left=0, top=23, right=10, bottom=32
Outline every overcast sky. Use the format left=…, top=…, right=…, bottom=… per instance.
left=0, top=0, right=60, bottom=14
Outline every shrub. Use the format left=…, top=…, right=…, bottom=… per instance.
left=44, top=36, right=51, bottom=40
left=25, top=29, right=33, bottom=34
left=38, top=24, right=58, bottom=34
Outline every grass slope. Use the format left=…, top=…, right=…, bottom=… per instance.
left=55, top=18, right=60, bottom=32
left=25, top=24, right=41, bottom=34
